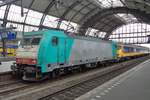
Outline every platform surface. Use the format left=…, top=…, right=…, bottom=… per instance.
left=0, top=61, right=14, bottom=72
left=76, top=59, right=150, bottom=100
left=0, top=57, right=15, bottom=62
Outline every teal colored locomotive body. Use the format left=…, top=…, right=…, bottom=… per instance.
left=12, top=29, right=148, bottom=81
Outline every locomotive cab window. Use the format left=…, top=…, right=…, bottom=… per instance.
left=52, top=36, right=59, bottom=46
left=31, top=37, right=41, bottom=45
left=24, top=38, right=32, bottom=45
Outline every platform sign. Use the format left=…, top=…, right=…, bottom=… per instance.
left=7, top=31, right=17, bottom=40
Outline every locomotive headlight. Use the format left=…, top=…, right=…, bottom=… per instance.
left=32, top=59, right=37, bottom=64
left=16, top=58, right=22, bottom=63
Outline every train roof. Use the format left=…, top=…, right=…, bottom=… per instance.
left=69, top=34, right=114, bottom=43
left=24, top=29, right=115, bottom=44
left=119, top=43, right=149, bottom=49
left=23, top=30, right=46, bottom=37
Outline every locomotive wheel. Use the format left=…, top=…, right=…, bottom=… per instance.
left=80, top=65, right=87, bottom=72
left=50, top=69, right=60, bottom=78
left=12, top=71, right=23, bottom=78
left=64, top=67, right=71, bottom=74
left=92, top=63, right=98, bottom=67
left=51, top=71, right=56, bottom=78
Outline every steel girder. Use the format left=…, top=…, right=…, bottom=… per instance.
left=22, top=0, right=35, bottom=33
left=78, top=7, right=150, bottom=38
left=0, top=18, right=39, bottom=27
left=2, top=4, right=11, bottom=27
left=78, top=7, right=98, bottom=25
left=56, top=0, right=99, bottom=30
left=39, top=0, right=56, bottom=30
left=96, top=17, right=123, bottom=33
left=65, top=2, right=92, bottom=31
left=56, top=0, right=81, bottom=28
left=104, top=10, right=150, bottom=39
left=0, top=0, right=20, bottom=7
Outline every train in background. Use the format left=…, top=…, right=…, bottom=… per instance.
left=0, top=45, right=18, bottom=57
left=0, top=31, right=18, bottom=57
left=117, top=44, right=149, bottom=59
left=11, top=29, right=149, bottom=81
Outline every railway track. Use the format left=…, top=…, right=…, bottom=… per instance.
left=0, top=71, right=13, bottom=82
left=0, top=82, right=30, bottom=95
left=0, top=80, right=22, bottom=88
left=0, top=56, right=149, bottom=100
left=39, top=56, right=149, bottom=100
left=0, top=71, right=22, bottom=91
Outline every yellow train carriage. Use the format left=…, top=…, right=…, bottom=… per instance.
left=0, top=45, right=18, bottom=57
left=117, top=44, right=149, bottom=58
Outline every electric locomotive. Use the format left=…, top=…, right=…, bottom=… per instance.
left=11, top=29, right=149, bottom=81
left=11, top=29, right=118, bottom=81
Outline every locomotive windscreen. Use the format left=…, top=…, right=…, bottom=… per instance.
left=24, top=38, right=32, bottom=45
left=23, top=37, right=41, bottom=46
left=31, top=38, right=41, bottom=45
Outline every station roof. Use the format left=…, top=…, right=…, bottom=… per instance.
left=1, top=0, right=150, bottom=38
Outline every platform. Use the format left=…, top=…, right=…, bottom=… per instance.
left=76, top=59, right=150, bottom=100
left=0, top=57, right=15, bottom=62
left=0, top=61, right=14, bottom=72
left=0, top=57, right=15, bottom=72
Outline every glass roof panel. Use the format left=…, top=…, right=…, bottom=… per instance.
left=98, top=0, right=124, bottom=8
left=26, top=10, right=43, bottom=25
left=96, top=0, right=133, bottom=29
left=85, top=28, right=107, bottom=38
left=24, top=25, right=38, bottom=32
left=43, top=15, right=59, bottom=28
left=7, top=5, right=28, bottom=22
left=60, top=21, right=78, bottom=32
left=0, top=5, right=6, bottom=19
left=96, top=0, right=137, bottom=26
left=116, top=14, right=138, bottom=23
left=109, top=23, right=150, bottom=45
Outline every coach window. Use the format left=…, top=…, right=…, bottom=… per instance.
left=52, top=36, right=59, bottom=46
